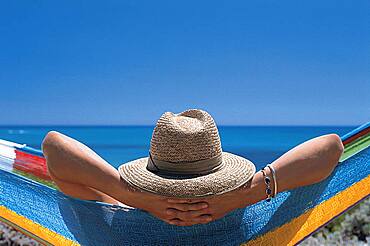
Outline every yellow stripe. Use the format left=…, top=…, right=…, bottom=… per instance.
left=0, top=206, right=79, bottom=246
left=1, top=176, right=369, bottom=245
left=243, top=174, right=370, bottom=246
left=0, top=216, right=52, bottom=245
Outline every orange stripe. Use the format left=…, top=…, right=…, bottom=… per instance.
left=0, top=206, right=78, bottom=246
left=243, top=174, right=370, bottom=245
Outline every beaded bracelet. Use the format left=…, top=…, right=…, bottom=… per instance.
left=261, top=168, right=272, bottom=202
left=266, top=164, right=277, bottom=198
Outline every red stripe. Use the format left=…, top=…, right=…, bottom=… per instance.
left=14, top=150, right=51, bottom=180
left=342, top=127, right=370, bottom=146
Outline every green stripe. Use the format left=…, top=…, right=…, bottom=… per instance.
left=0, top=216, right=53, bottom=246
left=340, top=133, right=370, bottom=162
left=12, top=169, right=57, bottom=189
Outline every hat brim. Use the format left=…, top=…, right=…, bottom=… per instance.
left=118, top=152, right=256, bottom=198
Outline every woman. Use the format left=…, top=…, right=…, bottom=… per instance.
left=42, top=109, right=344, bottom=226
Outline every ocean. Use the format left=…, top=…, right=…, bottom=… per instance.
left=0, top=126, right=354, bottom=170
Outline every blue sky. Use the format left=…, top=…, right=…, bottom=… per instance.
left=0, top=1, right=369, bottom=125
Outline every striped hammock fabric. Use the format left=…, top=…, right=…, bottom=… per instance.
left=0, top=123, right=369, bottom=245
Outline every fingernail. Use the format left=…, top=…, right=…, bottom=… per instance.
left=202, top=204, right=208, bottom=209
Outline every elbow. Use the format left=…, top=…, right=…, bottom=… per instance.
left=317, top=134, right=344, bottom=181
left=42, top=131, right=65, bottom=178
left=42, top=131, right=63, bottom=156
left=325, top=134, right=344, bottom=161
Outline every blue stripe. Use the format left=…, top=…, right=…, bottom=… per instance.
left=15, top=146, right=44, bottom=157
left=341, top=122, right=370, bottom=142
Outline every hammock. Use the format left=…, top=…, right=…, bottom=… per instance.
left=0, top=123, right=369, bottom=246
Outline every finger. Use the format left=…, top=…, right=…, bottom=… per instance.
left=167, top=218, right=196, bottom=226
left=162, top=218, right=185, bottom=226
left=192, top=214, right=213, bottom=224
left=168, top=202, right=208, bottom=211
left=168, top=215, right=213, bottom=226
left=167, top=198, right=204, bottom=203
left=166, top=208, right=211, bottom=220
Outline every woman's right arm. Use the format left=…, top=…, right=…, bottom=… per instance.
left=168, top=134, right=344, bottom=224
left=266, top=133, right=344, bottom=193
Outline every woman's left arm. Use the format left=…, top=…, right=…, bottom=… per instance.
left=167, top=134, right=344, bottom=225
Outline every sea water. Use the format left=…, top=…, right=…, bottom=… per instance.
left=0, top=126, right=354, bottom=170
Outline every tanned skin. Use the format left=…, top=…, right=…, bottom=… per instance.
left=42, top=131, right=343, bottom=226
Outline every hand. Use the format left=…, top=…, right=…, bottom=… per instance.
left=166, top=174, right=264, bottom=226
left=167, top=188, right=246, bottom=225
left=119, top=180, right=211, bottom=226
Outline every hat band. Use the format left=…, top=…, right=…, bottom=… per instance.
left=147, top=152, right=223, bottom=176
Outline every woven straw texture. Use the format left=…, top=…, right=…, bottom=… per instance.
left=119, top=109, right=256, bottom=198
left=150, top=109, right=222, bottom=162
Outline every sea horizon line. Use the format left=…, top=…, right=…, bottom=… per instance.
left=0, top=124, right=358, bottom=128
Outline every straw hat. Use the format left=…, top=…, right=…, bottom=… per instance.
left=118, top=109, right=256, bottom=198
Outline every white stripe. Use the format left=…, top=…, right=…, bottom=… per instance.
left=0, top=139, right=26, bottom=149
left=0, top=144, right=16, bottom=172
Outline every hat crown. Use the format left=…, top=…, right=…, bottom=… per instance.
left=150, top=109, right=222, bottom=162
